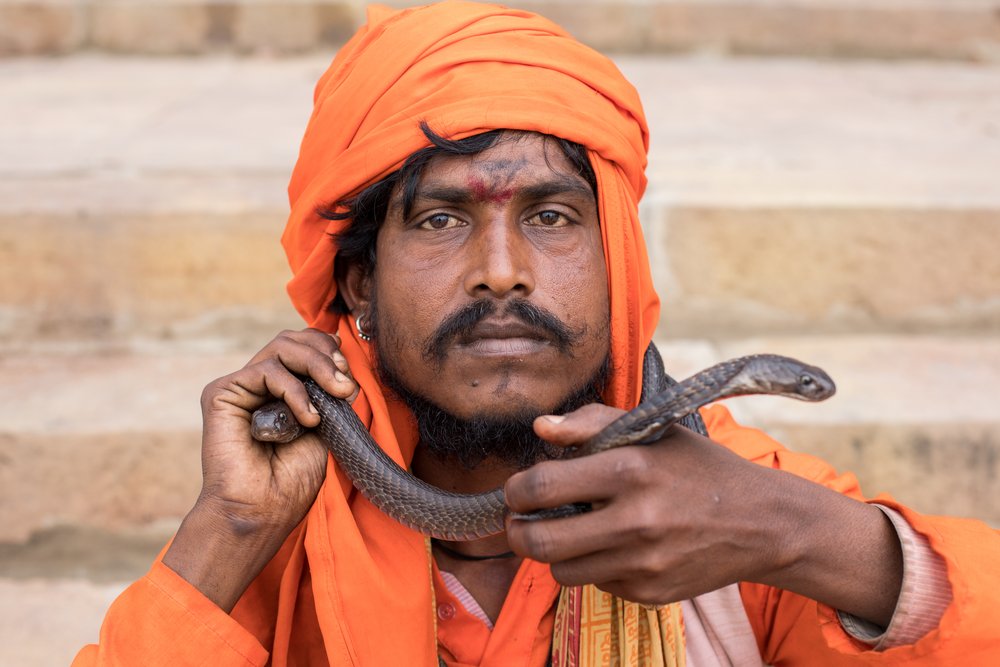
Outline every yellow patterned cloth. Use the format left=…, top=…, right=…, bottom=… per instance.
left=552, top=585, right=686, bottom=666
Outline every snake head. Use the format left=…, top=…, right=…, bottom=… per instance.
left=250, top=400, right=305, bottom=443
left=740, top=355, right=837, bottom=402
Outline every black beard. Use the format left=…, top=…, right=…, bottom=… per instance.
left=368, top=295, right=610, bottom=470
left=376, top=357, right=609, bottom=470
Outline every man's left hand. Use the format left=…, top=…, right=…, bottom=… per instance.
left=503, top=404, right=903, bottom=627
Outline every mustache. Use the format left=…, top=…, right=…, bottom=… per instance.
left=423, top=298, right=580, bottom=362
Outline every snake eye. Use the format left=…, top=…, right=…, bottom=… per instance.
left=799, top=374, right=814, bottom=387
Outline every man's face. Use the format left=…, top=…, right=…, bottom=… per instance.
left=367, top=133, right=610, bottom=428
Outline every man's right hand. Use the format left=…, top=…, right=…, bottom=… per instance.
left=162, top=328, right=358, bottom=612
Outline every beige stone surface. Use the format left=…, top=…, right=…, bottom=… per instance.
left=0, top=210, right=301, bottom=347
left=649, top=2, right=1000, bottom=61
left=516, top=0, right=651, bottom=53
left=0, top=2, right=84, bottom=55
left=3, top=0, right=1000, bottom=58
left=0, top=578, right=129, bottom=667
left=233, top=2, right=321, bottom=53
left=90, top=1, right=212, bottom=54
left=713, top=335, right=1000, bottom=427
left=0, top=428, right=201, bottom=542
left=4, top=55, right=997, bottom=202
left=0, top=351, right=246, bottom=541
left=225, top=1, right=356, bottom=54
left=2, top=55, right=999, bottom=344
left=11, top=199, right=994, bottom=344
left=665, top=335, right=1000, bottom=523
left=712, top=335, right=1000, bottom=522
left=0, top=525, right=168, bottom=667
left=625, top=56, right=1000, bottom=210
left=0, top=522, right=178, bottom=581
left=770, top=422, right=999, bottom=522
left=649, top=207, right=1000, bottom=337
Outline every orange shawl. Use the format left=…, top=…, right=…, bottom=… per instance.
left=278, top=2, right=658, bottom=664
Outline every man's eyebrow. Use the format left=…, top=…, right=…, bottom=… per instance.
left=519, top=177, right=594, bottom=202
left=414, top=177, right=595, bottom=204
left=415, top=185, right=473, bottom=205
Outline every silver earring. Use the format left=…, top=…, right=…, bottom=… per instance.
left=355, top=314, right=372, bottom=342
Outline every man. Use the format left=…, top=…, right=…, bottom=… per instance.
left=75, top=2, right=998, bottom=665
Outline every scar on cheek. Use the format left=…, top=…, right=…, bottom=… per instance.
left=469, top=176, right=514, bottom=205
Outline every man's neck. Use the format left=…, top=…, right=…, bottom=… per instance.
left=411, top=445, right=517, bottom=494
left=412, top=446, right=524, bottom=623
left=410, top=445, right=518, bottom=557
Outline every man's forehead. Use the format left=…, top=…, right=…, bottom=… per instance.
left=466, top=157, right=529, bottom=179
left=420, top=144, right=588, bottom=191
left=387, top=132, right=597, bottom=214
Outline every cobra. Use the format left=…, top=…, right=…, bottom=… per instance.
left=250, top=345, right=836, bottom=541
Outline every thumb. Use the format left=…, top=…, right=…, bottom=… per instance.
left=533, top=403, right=626, bottom=447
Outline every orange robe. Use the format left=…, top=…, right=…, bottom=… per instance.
left=73, top=404, right=1000, bottom=666
left=74, top=3, right=1000, bottom=665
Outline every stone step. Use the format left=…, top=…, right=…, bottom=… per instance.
left=1, top=335, right=997, bottom=550
left=0, top=576, right=132, bottom=667
left=1, top=335, right=997, bottom=667
left=0, top=350, right=244, bottom=543
left=1, top=55, right=998, bottom=347
left=2, top=0, right=1000, bottom=61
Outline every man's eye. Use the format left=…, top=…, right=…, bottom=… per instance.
left=419, top=213, right=461, bottom=230
left=528, top=210, right=570, bottom=227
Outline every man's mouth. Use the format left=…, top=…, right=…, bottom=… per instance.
left=456, top=320, right=551, bottom=355
left=421, top=298, right=577, bottom=362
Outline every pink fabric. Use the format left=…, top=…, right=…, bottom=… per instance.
left=837, top=505, right=953, bottom=650
left=440, top=570, right=495, bottom=630
left=682, top=585, right=764, bottom=666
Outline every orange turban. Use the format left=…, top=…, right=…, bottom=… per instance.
left=282, top=0, right=657, bottom=411
left=276, top=2, right=661, bottom=664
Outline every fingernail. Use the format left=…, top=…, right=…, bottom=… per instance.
left=543, top=415, right=565, bottom=424
left=335, top=370, right=350, bottom=383
left=308, top=402, right=319, bottom=414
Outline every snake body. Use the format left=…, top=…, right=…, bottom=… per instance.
left=251, top=345, right=835, bottom=541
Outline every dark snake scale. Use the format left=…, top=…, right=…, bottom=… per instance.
left=251, top=344, right=836, bottom=541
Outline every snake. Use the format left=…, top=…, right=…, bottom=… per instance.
left=250, top=344, right=835, bottom=541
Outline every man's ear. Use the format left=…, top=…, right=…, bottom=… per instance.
left=336, top=262, right=372, bottom=315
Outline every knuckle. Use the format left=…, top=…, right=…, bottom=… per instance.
left=310, top=347, right=338, bottom=370
left=521, top=528, right=556, bottom=562
left=619, top=583, right=642, bottom=602
left=632, top=591, right=660, bottom=607
left=636, top=549, right=667, bottom=577
left=331, top=350, right=350, bottom=374
left=549, top=561, right=579, bottom=586
left=629, top=504, right=663, bottom=544
left=523, top=465, right=559, bottom=506
left=260, top=357, right=287, bottom=375
left=200, top=376, right=230, bottom=407
left=571, top=404, right=621, bottom=432
left=573, top=403, right=607, bottom=420
left=616, top=580, right=662, bottom=607
left=200, top=381, right=219, bottom=408
left=612, top=450, right=651, bottom=485
left=304, top=327, right=338, bottom=350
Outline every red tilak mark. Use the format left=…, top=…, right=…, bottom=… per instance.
left=469, top=177, right=514, bottom=205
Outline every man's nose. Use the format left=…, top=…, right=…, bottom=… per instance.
left=464, top=218, right=535, bottom=298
